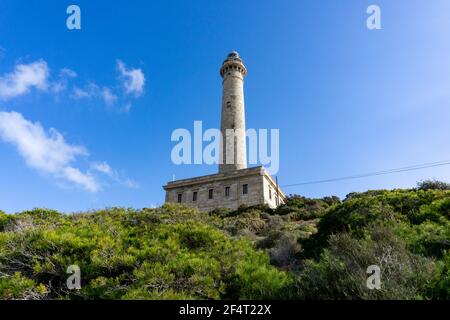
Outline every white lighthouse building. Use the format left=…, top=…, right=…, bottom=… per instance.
left=163, top=51, right=285, bottom=211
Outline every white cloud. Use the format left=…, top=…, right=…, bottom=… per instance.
left=59, top=68, right=77, bottom=78
left=0, top=61, right=78, bottom=98
left=0, top=111, right=100, bottom=192
left=71, top=86, right=92, bottom=99
left=49, top=68, right=78, bottom=94
left=62, top=167, right=99, bottom=193
left=71, top=83, right=117, bottom=106
left=49, top=68, right=77, bottom=94
left=0, top=60, right=49, bottom=99
left=50, top=81, right=66, bottom=94
left=0, top=59, right=142, bottom=112
left=0, top=59, right=141, bottom=109
left=117, top=60, right=145, bottom=97
left=91, top=161, right=138, bottom=188
left=91, top=161, right=113, bottom=175
left=101, top=87, right=118, bottom=105
left=71, top=82, right=98, bottom=100
left=122, top=178, right=139, bottom=189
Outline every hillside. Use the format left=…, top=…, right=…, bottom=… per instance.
left=0, top=181, right=449, bottom=300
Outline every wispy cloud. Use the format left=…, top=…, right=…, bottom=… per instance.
left=49, top=68, right=77, bottom=94
left=101, top=87, right=118, bottom=105
left=91, top=161, right=138, bottom=188
left=71, top=82, right=117, bottom=106
left=59, top=68, right=77, bottom=78
left=0, top=111, right=137, bottom=192
left=0, top=60, right=49, bottom=100
left=0, top=111, right=99, bottom=192
left=91, top=161, right=113, bottom=175
left=117, top=60, right=145, bottom=97
left=72, top=85, right=93, bottom=99
left=0, top=58, right=143, bottom=112
left=62, top=167, right=99, bottom=192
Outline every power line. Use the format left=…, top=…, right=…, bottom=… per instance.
left=281, top=159, right=450, bottom=188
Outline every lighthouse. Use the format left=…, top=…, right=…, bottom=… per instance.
left=163, top=51, right=285, bottom=212
left=219, top=51, right=247, bottom=173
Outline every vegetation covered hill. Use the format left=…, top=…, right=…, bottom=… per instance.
left=0, top=181, right=449, bottom=299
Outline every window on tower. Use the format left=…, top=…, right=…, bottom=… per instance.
left=177, top=193, right=182, bottom=203
left=225, top=186, right=230, bottom=197
left=208, top=189, right=214, bottom=199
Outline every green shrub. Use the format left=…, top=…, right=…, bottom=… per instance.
left=0, top=211, right=11, bottom=231
left=427, top=251, right=450, bottom=299
left=301, top=188, right=450, bottom=259
left=0, top=184, right=448, bottom=300
left=0, top=272, right=48, bottom=300
left=293, top=226, right=435, bottom=300
left=417, top=180, right=450, bottom=191
left=0, top=207, right=290, bottom=300
left=274, top=195, right=333, bottom=220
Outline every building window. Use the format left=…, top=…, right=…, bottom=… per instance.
left=242, top=184, right=248, bottom=195
left=225, top=186, right=230, bottom=197
left=192, top=191, right=197, bottom=202
left=177, top=193, right=182, bottom=203
left=208, top=189, right=214, bottom=199
left=269, top=188, right=272, bottom=200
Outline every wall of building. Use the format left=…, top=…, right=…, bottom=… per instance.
left=262, top=174, right=284, bottom=208
left=165, top=169, right=286, bottom=212
left=165, top=174, right=265, bottom=212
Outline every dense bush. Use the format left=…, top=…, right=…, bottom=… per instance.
left=296, top=186, right=449, bottom=299
left=417, top=180, right=450, bottom=191
left=293, top=225, right=435, bottom=299
left=0, top=210, right=11, bottom=231
left=427, top=251, right=450, bottom=299
left=274, top=195, right=337, bottom=220
left=0, top=205, right=290, bottom=300
left=301, top=188, right=450, bottom=259
left=0, top=184, right=448, bottom=300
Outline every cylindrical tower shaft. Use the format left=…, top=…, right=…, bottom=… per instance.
left=219, top=51, right=247, bottom=173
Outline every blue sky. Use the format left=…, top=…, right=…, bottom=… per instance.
left=1, top=0, right=450, bottom=213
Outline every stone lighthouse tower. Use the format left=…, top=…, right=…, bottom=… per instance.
left=163, top=51, right=285, bottom=212
left=219, top=51, right=247, bottom=173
